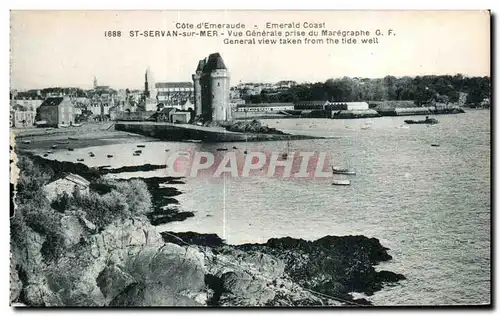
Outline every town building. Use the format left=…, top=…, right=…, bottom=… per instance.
left=43, top=173, right=90, bottom=202
left=294, top=100, right=331, bottom=110
left=276, top=80, right=297, bottom=89
left=236, top=103, right=294, bottom=112
left=38, top=97, right=76, bottom=127
left=155, top=82, right=194, bottom=109
left=10, top=104, right=36, bottom=128
left=326, top=102, right=370, bottom=111
left=170, top=111, right=192, bottom=124
left=10, top=96, right=44, bottom=112
left=192, top=52, right=231, bottom=121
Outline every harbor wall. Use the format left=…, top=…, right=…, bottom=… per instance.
left=114, top=121, right=318, bottom=142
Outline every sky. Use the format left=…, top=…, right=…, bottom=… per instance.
left=10, top=10, right=491, bottom=91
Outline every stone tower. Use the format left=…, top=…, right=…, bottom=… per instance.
left=93, top=76, right=98, bottom=89
left=192, top=59, right=205, bottom=116
left=195, top=53, right=231, bottom=122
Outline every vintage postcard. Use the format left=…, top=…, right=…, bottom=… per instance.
left=9, top=10, right=491, bottom=307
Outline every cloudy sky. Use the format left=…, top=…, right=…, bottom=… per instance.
left=10, top=10, right=490, bottom=90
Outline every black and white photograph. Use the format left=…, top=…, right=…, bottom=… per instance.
left=9, top=10, right=491, bottom=307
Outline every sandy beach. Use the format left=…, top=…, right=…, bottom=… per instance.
left=12, top=122, right=154, bottom=153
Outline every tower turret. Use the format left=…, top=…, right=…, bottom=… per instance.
left=192, top=59, right=205, bottom=116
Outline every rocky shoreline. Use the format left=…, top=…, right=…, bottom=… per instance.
left=10, top=154, right=406, bottom=307
left=161, top=232, right=405, bottom=306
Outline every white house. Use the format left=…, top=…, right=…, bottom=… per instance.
left=43, top=173, right=90, bottom=202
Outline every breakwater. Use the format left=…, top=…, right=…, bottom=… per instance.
left=114, top=121, right=320, bottom=142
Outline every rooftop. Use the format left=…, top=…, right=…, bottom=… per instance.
left=202, top=52, right=227, bottom=73
left=156, top=82, right=193, bottom=89
left=39, top=97, right=65, bottom=107
left=195, top=59, right=206, bottom=72
left=238, top=103, right=293, bottom=107
left=50, top=173, right=90, bottom=187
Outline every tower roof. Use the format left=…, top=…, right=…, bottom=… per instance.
left=202, top=53, right=227, bottom=73
left=196, top=59, right=206, bottom=72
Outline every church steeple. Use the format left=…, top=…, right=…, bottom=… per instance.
left=144, top=70, right=149, bottom=98
left=93, top=76, right=98, bottom=89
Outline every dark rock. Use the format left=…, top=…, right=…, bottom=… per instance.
left=96, top=264, right=138, bottom=305
left=161, top=231, right=225, bottom=247
left=376, top=270, right=406, bottom=283
left=98, top=164, right=167, bottom=175
left=147, top=208, right=194, bottom=226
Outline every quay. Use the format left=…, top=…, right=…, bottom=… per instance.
left=114, top=121, right=320, bottom=142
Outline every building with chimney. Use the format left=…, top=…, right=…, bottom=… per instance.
left=192, top=53, right=231, bottom=121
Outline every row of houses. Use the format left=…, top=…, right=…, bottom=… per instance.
left=235, top=101, right=370, bottom=112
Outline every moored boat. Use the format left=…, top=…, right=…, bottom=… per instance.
left=332, top=166, right=356, bottom=175
left=404, top=117, right=439, bottom=125
left=332, top=179, right=351, bottom=186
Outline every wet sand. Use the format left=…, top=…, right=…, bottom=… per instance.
left=12, top=123, right=155, bottom=153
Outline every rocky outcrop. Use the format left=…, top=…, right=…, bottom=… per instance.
left=213, top=119, right=287, bottom=135
left=10, top=259, right=22, bottom=304
left=162, top=232, right=406, bottom=306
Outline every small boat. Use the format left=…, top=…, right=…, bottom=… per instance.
left=244, top=150, right=248, bottom=154
left=137, top=145, right=146, bottom=148
left=332, top=166, right=356, bottom=175
left=133, top=152, right=141, bottom=156
left=217, top=148, right=228, bottom=151
left=46, top=150, right=53, bottom=154
left=90, top=153, right=95, bottom=157
left=404, top=117, right=438, bottom=125
left=72, top=123, right=82, bottom=127
left=232, top=146, right=238, bottom=149
left=107, top=154, right=113, bottom=158
left=281, top=138, right=290, bottom=159
left=21, top=140, right=31, bottom=144
left=68, top=148, right=74, bottom=151
left=134, top=150, right=142, bottom=154
left=51, top=144, right=58, bottom=149
left=77, top=159, right=84, bottom=162
left=68, top=137, right=79, bottom=140
left=431, top=144, right=440, bottom=147
left=332, top=179, right=351, bottom=186
left=165, top=149, right=170, bottom=152
left=43, top=153, right=48, bottom=157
